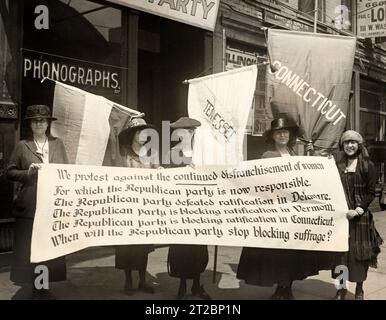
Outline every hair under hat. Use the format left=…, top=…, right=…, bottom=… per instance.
left=118, top=116, right=155, bottom=155
left=340, top=130, right=364, bottom=146
left=263, top=117, right=299, bottom=145
left=340, top=130, right=370, bottom=159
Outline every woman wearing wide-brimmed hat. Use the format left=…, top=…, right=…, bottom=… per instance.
left=166, top=117, right=211, bottom=300
left=6, top=104, right=68, bottom=299
left=237, top=117, right=322, bottom=300
left=331, top=130, right=383, bottom=300
left=115, top=116, right=159, bottom=296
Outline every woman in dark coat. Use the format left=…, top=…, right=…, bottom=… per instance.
left=332, top=130, right=383, bottom=300
left=166, top=117, right=211, bottom=300
left=115, top=116, right=159, bottom=296
left=237, top=117, right=321, bottom=300
left=6, top=104, right=68, bottom=299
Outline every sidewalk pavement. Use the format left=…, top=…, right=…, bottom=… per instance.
left=1, top=212, right=385, bottom=300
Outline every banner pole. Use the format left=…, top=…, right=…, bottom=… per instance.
left=212, top=27, right=226, bottom=285
left=314, top=0, right=318, bottom=33
left=309, top=0, right=318, bottom=155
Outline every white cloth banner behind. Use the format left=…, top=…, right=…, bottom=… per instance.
left=51, top=81, right=141, bottom=165
left=188, top=65, right=258, bottom=166
left=31, top=156, right=348, bottom=262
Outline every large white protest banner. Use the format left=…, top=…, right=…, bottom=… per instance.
left=188, top=65, right=258, bottom=166
left=31, top=157, right=348, bottom=262
left=106, top=0, right=220, bottom=31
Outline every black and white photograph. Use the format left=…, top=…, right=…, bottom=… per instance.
left=0, top=0, right=386, bottom=309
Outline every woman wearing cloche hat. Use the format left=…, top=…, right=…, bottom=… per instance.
left=331, top=130, right=383, bottom=300
left=115, top=115, right=159, bottom=296
left=6, top=104, right=68, bottom=299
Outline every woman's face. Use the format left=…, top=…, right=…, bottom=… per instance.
left=133, top=129, right=149, bottom=146
left=173, top=129, right=195, bottom=150
left=343, top=140, right=359, bottom=156
left=30, top=118, right=48, bottom=136
left=179, top=129, right=194, bottom=142
left=272, top=129, right=290, bottom=147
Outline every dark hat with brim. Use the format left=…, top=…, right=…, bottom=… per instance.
left=24, top=104, right=57, bottom=121
left=118, top=117, right=155, bottom=146
left=263, top=117, right=299, bottom=139
left=170, top=117, right=201, bottom=129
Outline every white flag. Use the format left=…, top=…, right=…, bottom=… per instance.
left=50, top=81, right=141, bottom=166
left=188, top=65, right=258, bottom=166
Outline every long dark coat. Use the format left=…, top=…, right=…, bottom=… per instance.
left=115, top=149, right=156, bottom=271
left=236, top=148, right=323, bottom=286
left=6, top=137, right=68, bottom=284
left=166, top=154, right=209, bottom=279
left=332, top=151, right=383, bottom=282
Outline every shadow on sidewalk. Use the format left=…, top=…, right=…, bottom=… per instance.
left=8, top=265, right=355, bottom=300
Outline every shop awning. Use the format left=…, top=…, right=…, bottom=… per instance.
left=106, top=0, right=219, bottom=31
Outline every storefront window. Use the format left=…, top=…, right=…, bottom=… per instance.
left=225, top=41, right=268, bottom=136
left=325, top=0, right=352, bottom=31
left=360, top=111, right=382, bottom=142
left=280, top=0, right=353, bottom=32
left=0, top=15, right=12, bottom=105
left=23, top=0, right=124, bottom=104
left=280, top=0, right=323, bottom=20
left=0, top=1, right=21, bottom=221
left=360, top=79, right=386, bottom=185
left=0, top=0, right=19, bottom=114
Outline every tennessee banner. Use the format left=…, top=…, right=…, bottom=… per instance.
left=188, top=65, right=258, bottom=166
left=266, top=29, right=356, bottom=152
left=31, top=157, right=348, bottom=262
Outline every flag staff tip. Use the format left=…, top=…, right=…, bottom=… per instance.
left=41, top=77, right=54, bottom=83
left=182, top=80, right=189, bottom=85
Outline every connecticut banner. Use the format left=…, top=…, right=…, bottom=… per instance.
left=266, top=29, right=356, bottom=152
left=31, top=156, right=348, bottom=262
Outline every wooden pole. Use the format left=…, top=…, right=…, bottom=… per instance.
left=212, top=27, right=226, bottom=284
left=308, top=0, right=318, bottom=154
left=314, top=0, right=318, bottom=33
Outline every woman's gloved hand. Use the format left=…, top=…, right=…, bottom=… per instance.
left=28, top=163, right=41, bottom=176
left=346, top=210, right=358, bottom=220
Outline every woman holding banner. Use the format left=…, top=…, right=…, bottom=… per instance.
left=332, top=130, right=383, bottom=300
left=7, top=104, right=68, bottom=300
left=115, top=116, right=159, bottom=296
left=237, top=117, right=321, bottom=300
left=166, top=117, right=211, bottom=300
